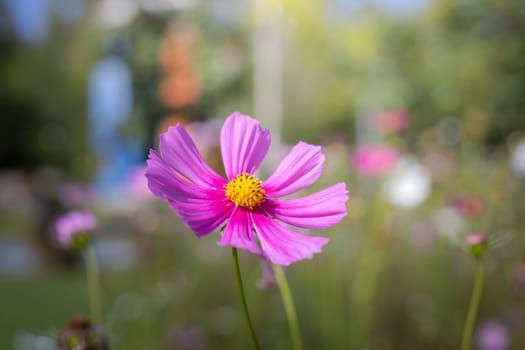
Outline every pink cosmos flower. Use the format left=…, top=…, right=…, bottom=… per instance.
left=53, top=211, right=97, bottom=248
left=146, top=111, right=348, bottom=266
left=351, top=144, right=399, bottom=176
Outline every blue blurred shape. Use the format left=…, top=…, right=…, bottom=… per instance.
left=4, top=0, right=51, bottom=44
left=89, top=57, right=132, bottom=143
left=88, top=52, right=142, bottom=198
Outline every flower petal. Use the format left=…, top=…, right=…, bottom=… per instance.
left=263, top=183, right=348, bottom=229
left=169, top=198, right=233, bottom=237
left=146, top=150, right=232, bottom=236
left=160, top=124, right=224, bottom=187
left=220, top=111, right=271, bottom=179
left=217, top=208, right=261, bottom=254
left=263, top=141, right=325, bottom=198
left=146, top=150, right=214, bottom=201
left=252, top=211, right=329, bottom=266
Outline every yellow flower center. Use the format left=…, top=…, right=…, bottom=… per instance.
left=225, top=173, right=265, bottom=210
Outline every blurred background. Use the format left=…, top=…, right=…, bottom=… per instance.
left=1, top=0, right=525, bottom=349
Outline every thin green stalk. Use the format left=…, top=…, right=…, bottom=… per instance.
left=232, top=248, right=261, bottom=350
left=460, top=258, right=484, bottom=350
left=84, top=246, right=102, bottom=324
left=272, top=264, right=304, bottom=350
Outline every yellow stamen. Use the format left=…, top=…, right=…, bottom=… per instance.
left=225, top=173, right=265, bottom=210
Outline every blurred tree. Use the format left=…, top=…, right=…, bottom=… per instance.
left=272, top=0, right=525, bottom=145
left=0, top=4, right=99, bottom=177
left=375, top=0, right=525, bottom=146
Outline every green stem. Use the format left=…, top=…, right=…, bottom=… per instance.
left=460, top=258, right=484, bottom=350
left=232, top=248, right=261, bottom=350
left=272, top=264, right=304, bottom=350
left=84, top=246, right=102, bottom=324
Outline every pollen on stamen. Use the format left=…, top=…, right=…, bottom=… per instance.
left=224, top=173, right=265, bottom=210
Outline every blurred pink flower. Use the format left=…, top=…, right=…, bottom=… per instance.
left=352, top=144, right=399, bottom=176
left=146, top=112, right=348, bottom=266
left=53, top=211, right=97, bottom=248
left=475, top=320, right=510, bottom=350
left=373, top=109, right=409, bottom=134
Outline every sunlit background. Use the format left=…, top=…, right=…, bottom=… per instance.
left=1, top=0, right=525, bottom=349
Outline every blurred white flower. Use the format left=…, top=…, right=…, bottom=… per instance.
left=510, top=138, right=525, bottom=177
left=383, top=156, right=431, bottom=210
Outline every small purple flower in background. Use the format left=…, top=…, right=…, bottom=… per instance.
left=146, top=111, right=348, bottom=266
left=53, top=211, right=97, bottom=249
left=351, top=144, right=399, bottom=176
left=475, top=320, right=510, bottom=350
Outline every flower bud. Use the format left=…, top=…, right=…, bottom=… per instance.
left=57, top=316, right=108, bottom=350
left=466, top=232, right=487, bottom=258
